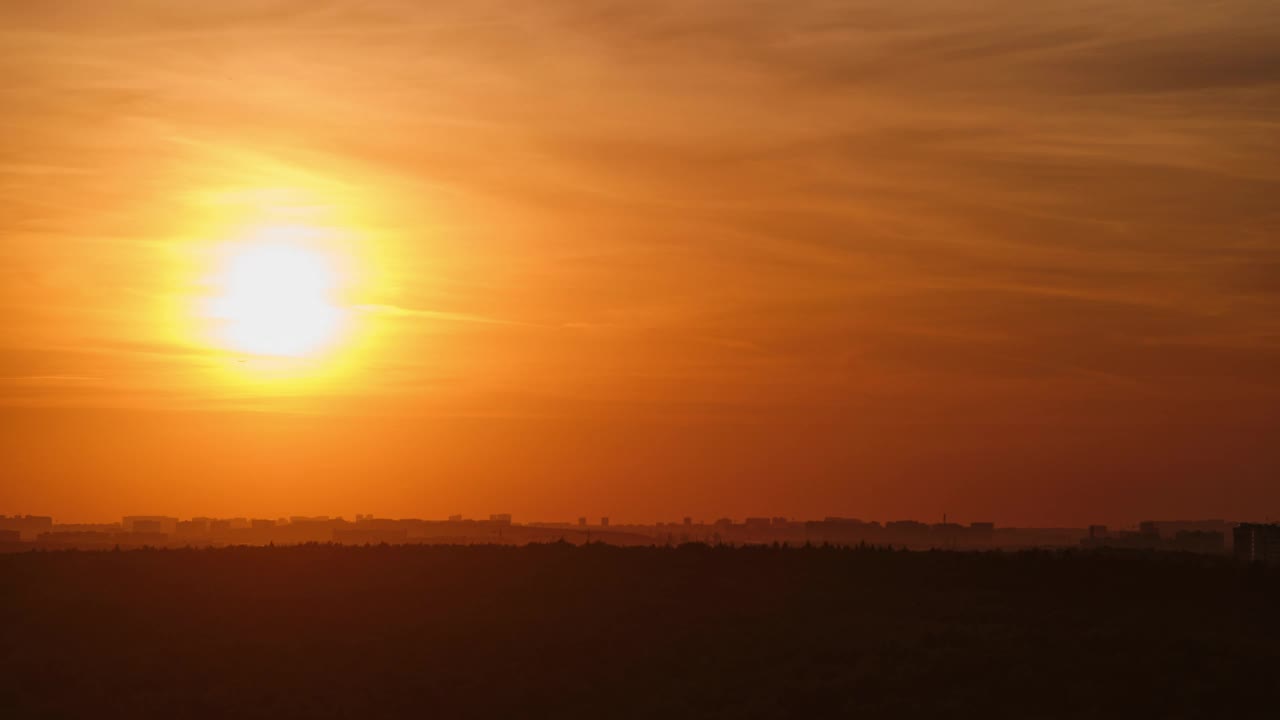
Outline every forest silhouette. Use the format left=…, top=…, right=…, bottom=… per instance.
left=2, top=543, right=1277, bottom=718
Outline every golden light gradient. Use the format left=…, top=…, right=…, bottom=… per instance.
left=155, top=169, right=399, bottom=392
left=1, top=0, right=1278, bottom=526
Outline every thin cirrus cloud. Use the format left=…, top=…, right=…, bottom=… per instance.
left=0, top=3, right=1276, bottom=441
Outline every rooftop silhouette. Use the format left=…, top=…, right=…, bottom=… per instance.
left=4, top=512, right=1267, bottom=561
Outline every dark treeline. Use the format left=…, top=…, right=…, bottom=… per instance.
left=2, top=543, right=1277, bottom=718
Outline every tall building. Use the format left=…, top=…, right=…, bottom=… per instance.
left=1234, top=523, right=1280, bottom=564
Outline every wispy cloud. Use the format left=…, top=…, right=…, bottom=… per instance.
left=353, top=304, right=548, bottom=328
left=1, top=0, right=1277, bottom=413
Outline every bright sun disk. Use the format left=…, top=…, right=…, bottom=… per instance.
left=208, top=240, right=347, bottom=357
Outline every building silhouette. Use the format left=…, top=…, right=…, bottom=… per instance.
left=122, top=516, right=178, bottom=534
left=0, top=515, right=53, bottom=540
left=1234, top=523, right=1280, bottom=564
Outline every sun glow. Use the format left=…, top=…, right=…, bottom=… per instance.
left=168, top=173, right=398, bottom=389
left=205, top=226, right=352, bottom=359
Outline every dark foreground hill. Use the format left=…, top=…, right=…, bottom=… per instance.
left=2, top=543, right=1277, bottom=719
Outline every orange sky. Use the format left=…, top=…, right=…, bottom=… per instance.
left=2, top=1, right=1278, bottom=526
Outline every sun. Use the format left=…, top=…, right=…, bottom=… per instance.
left=206, top=230, right=350, bottom=358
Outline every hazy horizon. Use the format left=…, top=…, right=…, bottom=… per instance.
left=0, top=503, right=1262, bottom=530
